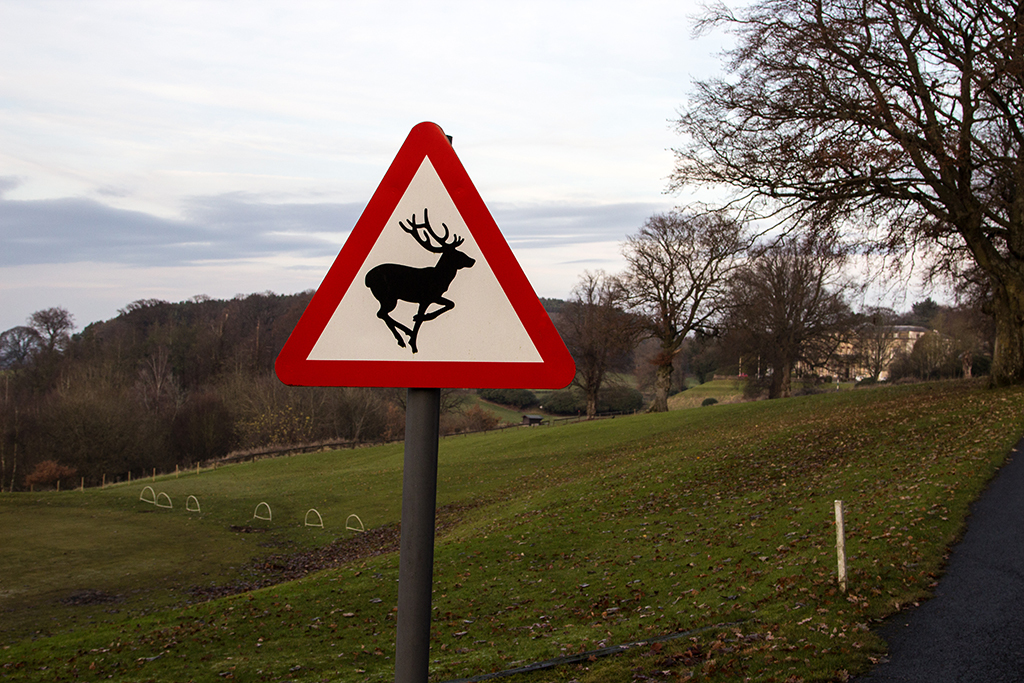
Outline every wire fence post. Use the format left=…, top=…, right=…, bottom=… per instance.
left=835, top=500, right=847, bottom=592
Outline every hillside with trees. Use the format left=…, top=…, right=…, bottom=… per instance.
left=0, top=278, right=997, bottom=493
left=0, top=292, right=405, bottom=492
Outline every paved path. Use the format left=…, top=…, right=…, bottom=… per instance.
left=856, top=438, right=1024, bottom=682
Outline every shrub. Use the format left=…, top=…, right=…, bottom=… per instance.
left=237, top=405, right=313, bottom=448
left=172, top=391, right=236, bottom=463
left=442, top=405, right=501, bottom=434
left=382, top=402, right=405, bottom=442
left=541, top=386, right=645, bottom=415
left=702, top=397, right=718, bottom=407
left=795, top=382, right=827, bottom=396
left=540, top=389, right=585, bottom=415
left=25, top=460, right=77, bottom=489
left=597, top=386, right=644, bottom=413
left=478, top=388, right=537, bottom=409
left=464, top=405, right=500, bottom=431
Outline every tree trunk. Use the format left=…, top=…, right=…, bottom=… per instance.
left=9, top=446, right=15, bottom=492
left=650, top=363, right=673, bottom=412
left=769, top=360, right=793, bottom=399
left=585, top=391, right=598, bottom=419
left=989, top=282, right=1024, bottom=386
left=9, top=415, right=17, bottom=493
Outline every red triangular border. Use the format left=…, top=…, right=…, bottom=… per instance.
left=275, top=122, right=576, bottom=389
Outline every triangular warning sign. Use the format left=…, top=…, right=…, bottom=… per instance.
left=275, top=122, right=576, bottom=389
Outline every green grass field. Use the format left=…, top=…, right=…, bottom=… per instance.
left=463, top=393, right=533, bottom=424
left=2, top=379, right=1023, bottom=682
left=668, top=378, right=860, bottom=410
left=669, top=379, right=751, bottom=409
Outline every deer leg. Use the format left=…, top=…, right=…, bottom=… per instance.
left=375, top=300, right=413, bottom=348
left=381, top=314, right=410, bottom=348
left=413, top=297, right=455, bottom=322
left=408, top=303, right=432, bottom=354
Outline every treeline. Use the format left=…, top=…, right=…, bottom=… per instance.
left=633, top=296, right=993, bottom=399
left=554, top=211, right=997, bottom=414
left=0, top=283, right=993, bottom=492
left=478, top=386, right=644, bottom=416
left=0, top=293, right=407, bottom=492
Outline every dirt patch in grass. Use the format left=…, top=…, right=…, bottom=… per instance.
left=188, top=501, right=475, bottom=601
left=58, top=590, right=123, bottom=607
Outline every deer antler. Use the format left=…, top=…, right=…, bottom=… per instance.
left=399, top=208, right=455, bottom=253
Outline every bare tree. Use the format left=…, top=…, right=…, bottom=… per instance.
left=932, top=303, right=994, bottom=378
left=134, top=346, right=182, bottom=414
left=672, top=0, right=1024, bottom=386
left=891, top=330, right=961, bottom=380
left=723, top=234, right=854, bottom=398
left=557, top=271, right=640, bottom=418
left=28, top=307, right=75, bottom=354
left=856, top=308, right=903, bottom=381
left=680, top=331, right=721, bottom=386
left=0, top=327, right=42, bottom=369
left=621, top=211, right=748, bottom=411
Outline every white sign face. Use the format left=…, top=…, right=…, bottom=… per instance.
left=308, top=159, right=543, bottom=363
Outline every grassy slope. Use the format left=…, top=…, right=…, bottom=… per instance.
left=463, top=394, right=533, bottom=424
left=668, top=379, right=749, bottom=409
left=2, top=380, right=1023, bottom=682
left=669, top=379, right=860, bottom=410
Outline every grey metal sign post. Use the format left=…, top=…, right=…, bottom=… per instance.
left=394, top=387, right=441, bottom=683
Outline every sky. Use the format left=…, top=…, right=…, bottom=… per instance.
left=0, top=0, right=741, bottom=334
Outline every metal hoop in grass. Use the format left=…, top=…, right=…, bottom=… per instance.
left=345, top=513, right=365, bottom=532
left=305, top=509, right=324, bottom=528
left=253, top=502, right=272, bottom=521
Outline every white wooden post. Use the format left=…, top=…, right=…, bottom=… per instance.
left=835, top=500, right=847, bottom=592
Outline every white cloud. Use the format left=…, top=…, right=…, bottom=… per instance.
left=0, top=0, right=725, bottom=330
left=0, top=192, right=665, bottom=330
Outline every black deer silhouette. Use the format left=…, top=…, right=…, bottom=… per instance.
left=364, top=209, right=476, bottom=353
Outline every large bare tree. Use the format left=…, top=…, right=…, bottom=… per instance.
left=856, top=307, right=903, bottom=382
left=723, top=234, right=854, bottom=398
left=557, top=271, right=640, bottom=418
left=0, top=327, right=41, bottom=370
left=621, top=211, right=748, bottom=411
left=27, top=307, right=75, bottom=354
left=671, top=0, right=1024, bottom=385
